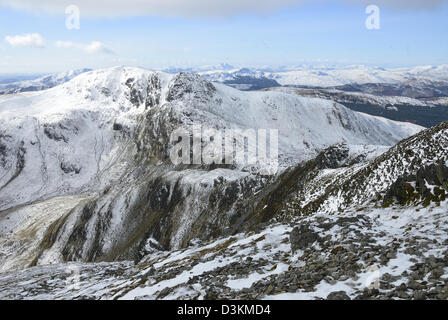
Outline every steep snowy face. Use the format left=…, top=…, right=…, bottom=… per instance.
left=0, top=67, right=424, bottom=271
left=198, top=84, right=421, bottom=155
left=0, top=67, right=170, bottom=211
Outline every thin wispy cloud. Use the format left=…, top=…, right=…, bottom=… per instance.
left=0, top=0, right=302, bottom=18
left=0, top=0, right=447, bottom=18
left=351, top=0, right=447, bottom=9
left=5, top=33, right=44, bottom=48
left=56, top=40, right=114, bottom=54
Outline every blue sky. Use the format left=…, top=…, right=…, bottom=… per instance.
left=0, top=0, right=447, bottom=74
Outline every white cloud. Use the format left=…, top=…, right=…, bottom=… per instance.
left=5, top=33, right=44, bottom=48
left=84, top=41, right=114, bottom=54
left=56, top=40, right=114, bottom=54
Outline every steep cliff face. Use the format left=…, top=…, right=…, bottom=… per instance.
left=0, top=67, right=423, bottom=272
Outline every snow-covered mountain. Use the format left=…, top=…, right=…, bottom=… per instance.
left=164, top=65, right=448, bottom=127
left=2, top=196, right=448, bottom=300
left=0, top=69, right=92, bottom=95
left=0, top=67, right=422, bottom=211
left=0, top=66, right=422, bottom=272
left=1, top=66, right=448, bottom=300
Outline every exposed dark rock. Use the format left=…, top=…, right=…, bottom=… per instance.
left=0, top=137, right=8, bottom=167
left=0, top=142, right=6, bottom=157
left=60, top=162, right=81, bottom=174
left=327, top=291, right=350, bottom=300
left=383, top=162, right=448, bottom=206
left=101, top=87, right=111, bottom=96
left=156, top=287, right=172, bottom=300
left=290, top=225, right=320, bottom=253
left=415, top=163, right=448, bottom=196
left=413, top=291, right=426, bottom=300
left=383, top=177, right=417, bottom=206
left=167, top=72, right=216, bottom=103
left=43, top=125, right=68, bottom=143
left=145, top=74, right=161, bottom=109
left=316, top=143, right=349, bottom=169
left=112, top=122, right=123, bottom=131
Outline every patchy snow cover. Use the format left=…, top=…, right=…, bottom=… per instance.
left=283, top=121, right=448, bottom=215
left=1, top=201, right=447, bottom=300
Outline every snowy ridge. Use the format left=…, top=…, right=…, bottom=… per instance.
left=279, top=121, right=448, bottom=216
left=0, top=69, right=92, bottom=95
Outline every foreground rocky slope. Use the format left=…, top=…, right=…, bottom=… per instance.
left=1, top=201, right=447, bottom=300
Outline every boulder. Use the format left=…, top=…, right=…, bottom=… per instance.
left=290, top=225, right=320, bottom=253
left=327, top=291, right=351, bottom=300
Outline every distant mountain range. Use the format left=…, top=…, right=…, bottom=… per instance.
left=185, top=64, right=448, bottom=87
left=0, top=69, right=92, bottom=95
